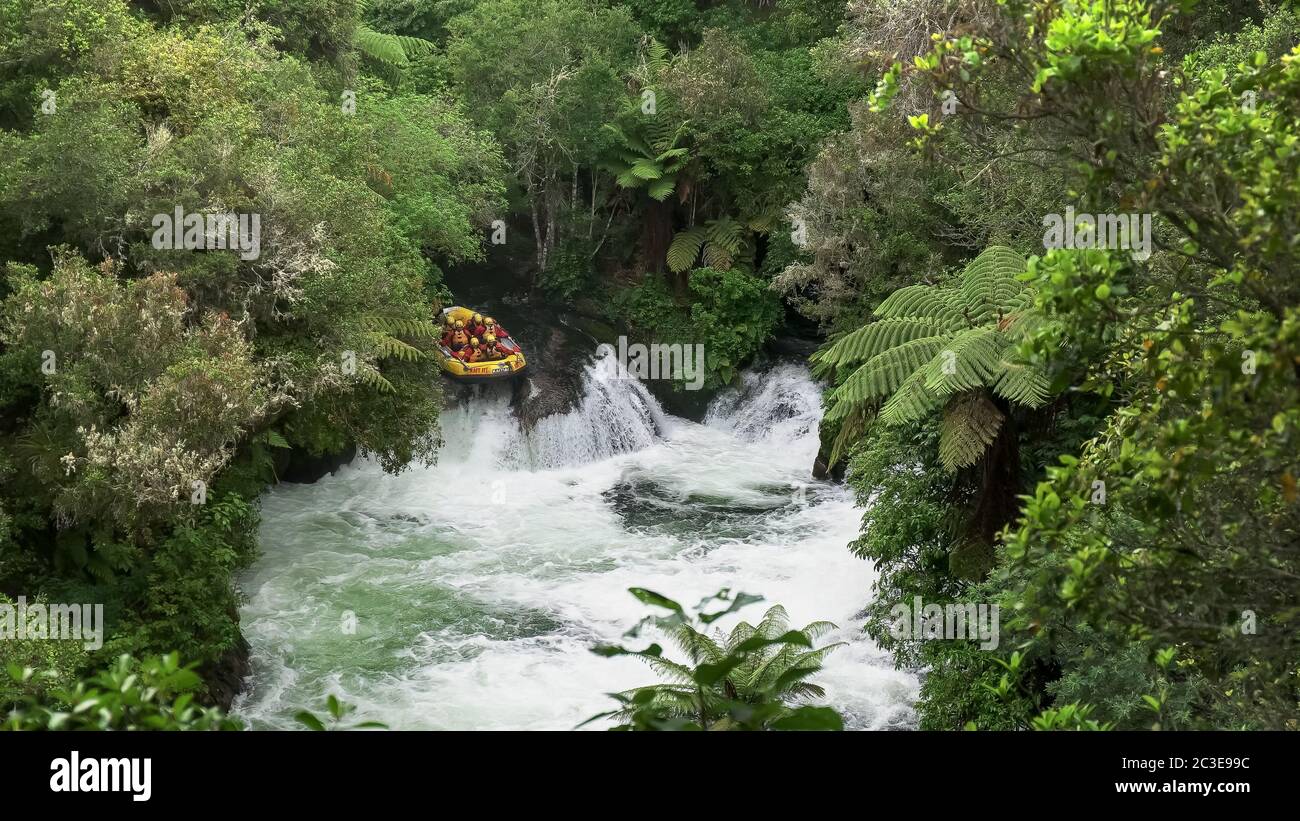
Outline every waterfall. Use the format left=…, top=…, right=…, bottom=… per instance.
left=235, top=355, right=918, bottom=731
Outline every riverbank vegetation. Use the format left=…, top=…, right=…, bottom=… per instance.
left=2, top=0, right=1296, bottom=730
left=814, top=0, right=1300, bottom=729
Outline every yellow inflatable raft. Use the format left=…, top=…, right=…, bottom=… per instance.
left=434, top=306, right=527, bottom=382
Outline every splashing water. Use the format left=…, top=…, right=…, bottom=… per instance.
left=235, top=352, right=918, bottom=729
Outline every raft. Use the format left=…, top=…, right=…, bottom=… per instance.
left=434, top=306, right=527, bottom=383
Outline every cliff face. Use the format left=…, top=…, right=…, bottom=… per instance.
left=203, top=632, right=251, bottom=712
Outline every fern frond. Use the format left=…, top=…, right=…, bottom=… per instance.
left=670, top=623, right=724, bottom=665
left=355, top=27, right=408, bottom=65
left=356, top=364, right=396, bottom=394
left=874, top=285, right=966, bottom=327
left=828, top=336, right=947, bottom=415
left=991, top=359, right=1050, bottom=407
left=395, top=36, right=435, bottom=58
left=646, top=175, right=676, bottom=201
left=753, top=606, right=790, bottom=641
left=706, top=217, right=744, bottom=253
left=825, top=403, right=869, bottom=466
left=959, top=245, right=1028, bottom=325
left=702, top=241, right=734, bottom=270
left=745, top=208, right=782, bottom=234
left=921, top=326, right=1006, bottom=397
left=262, top=430, right=291, bottom=449
left=364, top=317, right=440, bottom=338
left=878, top=366, right=943, bottom=425
left=938, top=392, right=1005, bottom=472
left=630, top=159, right=663, bottom=180
left=365, top=331, right=424, bottom=362
left=667, top=227, right=706, bottom=273
left=812, top=317, right=950, bottom=377
left=637, top=655, right=696, bottom=685
left=645, top=38, right=670, bottom=75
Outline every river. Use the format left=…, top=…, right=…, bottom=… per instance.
left=234, top=352, right=918, bottom=729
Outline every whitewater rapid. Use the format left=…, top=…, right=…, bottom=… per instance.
left=235, top=354, right=918, bottom=729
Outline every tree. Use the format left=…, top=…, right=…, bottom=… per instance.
left=813, top=246, right=1048, bottom=576
left=852, top=0, right=1300, bottom=728
left=587, top=589, right=844, bottom=731
left=442, top=0, right=639, bottom=278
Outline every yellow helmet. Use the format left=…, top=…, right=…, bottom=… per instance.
left=445, top=315, right=455, bottom=326
left=454, top=320, right=464, bottom=329
left=484, top=317, right=496, bottom=325
left=470, top=337, right=480, bottom=346
left=484, top=333, right=497, bottom=344
left=473, top=313, right=483, bottom=324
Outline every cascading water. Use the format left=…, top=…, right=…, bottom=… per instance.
left=235, top=350, right=918, bottom=729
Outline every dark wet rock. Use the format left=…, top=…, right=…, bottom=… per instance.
left=643, top=379, right=717, bottom=421
left=767, top=334, right=821, bottom=359
left=278, top=443, right=357, bottom=484
left=563, top=313, right=619, bottom=347
left=202, top=630, right=250, bottom=711
left=512, top=326, right=587, bottom=429
left=813, top=454, right=831, bottom=479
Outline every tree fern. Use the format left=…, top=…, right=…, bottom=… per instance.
left=666, top=226, right=706, bottom=273
left=812, top=317, right=951, bottom=378
left=600, top=120, right=691, bottom=202
left=610, top=605, right=842, bottom=726
left=666, top=217, right=748, bottom=273
left=815, top=246, right=1047, bottom=470
left=353, top=0, right=435, bottom=67
left=938, top=392, right=1005, bottom=471
left=824, top=336, right=947, bottom=419
left=364, top=331, right=423, bottom=363
left=349, top=315, right=438, bottom=396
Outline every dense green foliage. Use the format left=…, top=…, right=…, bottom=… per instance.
left=0, top=0, right=504, bottom=701
left=820, top=0, right=1300, bottom=729
left=3, top=653, right=242, bottom=730
left=587, top=589, right=844, bottom=730
left=3, top=0, right=1294, bottom=733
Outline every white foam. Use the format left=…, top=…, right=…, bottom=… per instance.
left=235, top=360, right=917, bottom=729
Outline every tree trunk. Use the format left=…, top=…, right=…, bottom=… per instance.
left=528, top=181, right=544, bottom=286
left=642, top=197, right=672, bottom=278
left=954, top=398, right=1021, bottom=580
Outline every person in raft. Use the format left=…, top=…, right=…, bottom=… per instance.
left=457, top=337, right=484, bottom=362
left=481, top=333, right=506, bottom=361
left=467, top=312, right=486, bottom=338
left=448, top=320, right=470, bottom=351
left=440, top=315, right=457, bottom=347
left=483, top=317, right=510, bottom=340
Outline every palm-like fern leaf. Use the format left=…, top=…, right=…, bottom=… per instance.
left=873, top=284, right=966, bottom=326
left=959, top=245, right=1027, bottom=324
left=921, top=326, right=1005, bottom=396
left=667, top=227, right=706, bottom=273
left=878, top=367, right=943, bottom=425
left=354, top=0, right=435, bottom=67
left=826, top=336, right=947, bottom=414
left=938, top=392, right=1005, bottom=472
left=816, top=245, right=1046, bottom=468
left=811, top=317, right=949, bottom=378
left=356, top=363, right=396, bottom=394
